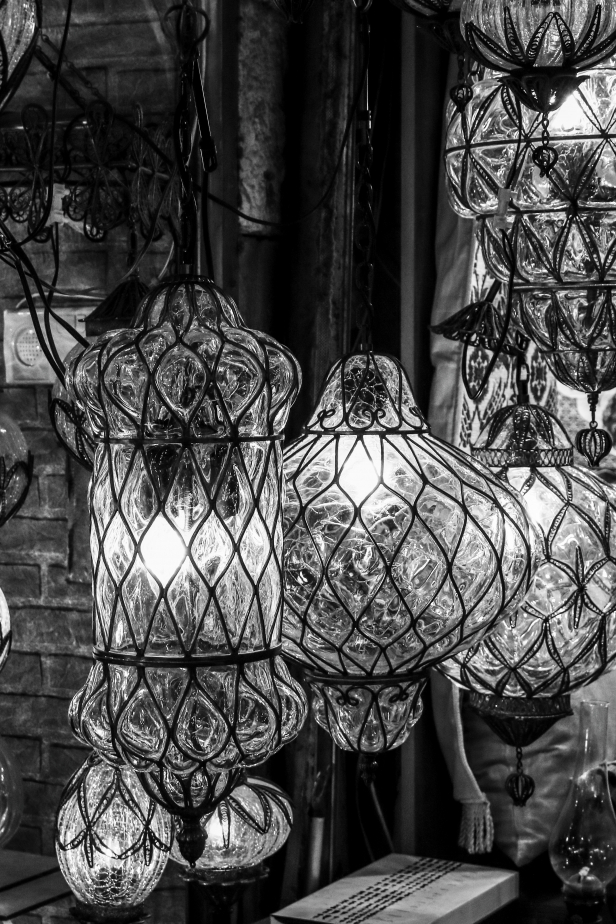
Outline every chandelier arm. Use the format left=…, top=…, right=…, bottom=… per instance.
left=41, top=223, right=65, bottom=376
left=18, top=0, right=73, bottom=247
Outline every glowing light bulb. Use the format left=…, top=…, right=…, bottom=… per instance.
left=140, top=516, right=186, bottom=585
left=550, top=92, right=586, bottom=133
left=338, top=437, right=381, bottom=504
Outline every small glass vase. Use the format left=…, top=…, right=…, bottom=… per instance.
left=549, top=701, right=616, bottom=924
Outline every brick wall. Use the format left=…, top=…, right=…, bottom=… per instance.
left=0, top=0, right=176, bottom=855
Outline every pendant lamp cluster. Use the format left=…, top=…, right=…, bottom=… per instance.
left=432, top=0, right=616, bottom=806
left=444, top=38, right=616, bottom=465
left=282, top=352, right=535, bottom=753
left=7, top=0, right=616, bottom=899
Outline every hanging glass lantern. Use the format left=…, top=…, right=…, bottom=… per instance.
left=56, top=752, right=172, bottom=924
left=0, top=733, right=23, bottom=847
left=282, top=351, right=536, bottom=754
left=460, top=0, right=616, bottom=162
left=0, top=587, right=11, bottom=675
left=444, top=65, right=616, bottom=220
left=0, top=1, right=40, bottom=114
left=513, top=286, right=616, bottom=465
left=439, top=402, right=616, bottom=803
left=170, top=775, right=292, bottom=873
left=0, top=409, right=32, bottom=526
left=63, top=276, right=307, bottom=860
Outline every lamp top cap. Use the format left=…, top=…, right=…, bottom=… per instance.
left=303, top=351, right=428, bottom=435
left=472, top=402, right=574, bottom=468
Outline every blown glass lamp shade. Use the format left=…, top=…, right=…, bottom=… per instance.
left=0, top=1, right=39, bottom=114
left=282, top=352, right=536, bottom=753
left=170, top=775, right=292, bottom=873
left=0, top=588, right=11, bottom=674
left=0, top=734, right=23, bottom=848
left=439, top=404, right=616, bottom=801
left=56, top=753, right=172, bottom=923
left=63, top=277, right=307, bottom=853
left=460, top=0, right=616, bottom=119
left=445, top=67, right=616, bottom=221
left=0, top=410, right=32, bottom=527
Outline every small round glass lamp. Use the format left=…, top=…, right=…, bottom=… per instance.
left=0, top=1, right=40, bottom=114
left=171, top=775, right=292, bottom=919
left=514, top=285, right=616, bottom=465
left=439, top=403, right=616, bottom=803
left=283, top=351, right=536, bottom=754
left=55, top=753, right=172, bottom=923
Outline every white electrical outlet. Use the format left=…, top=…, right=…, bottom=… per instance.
left=4, top=307, right=88, bottom=385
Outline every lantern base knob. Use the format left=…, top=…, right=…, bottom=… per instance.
left=177, top=818, right=207, bottom=866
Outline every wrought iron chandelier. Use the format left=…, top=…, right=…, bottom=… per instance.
left=282, top=350, right=536, bottom=754
left=439, top=399, right=616, bottom=804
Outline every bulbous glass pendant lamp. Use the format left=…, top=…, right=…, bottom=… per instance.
left=444, top=65, right=616, bottom=237
left=63, top=276, right=307, bottom=860
left=56, top=752, right=172, bottom=924
left=460, top=0, right=616, bottom=149
left=283, top=351, right=536, bottom=754
left=439, top=402, right=616, bottom=804
left=0, top=409, right=32, bottom=526
left=170, top=775, right=292, bottom=873
left=0, top=732, right=23, bottom=848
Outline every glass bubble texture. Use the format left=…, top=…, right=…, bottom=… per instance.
left=56, top=753, right=172, bottom=912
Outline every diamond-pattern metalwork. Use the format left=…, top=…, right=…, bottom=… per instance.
left=56, top=752, right=172, bottom=914
left=64, top=277, right=307, bottom=857
left=461, top=0, right=616, bottom=113
left=282, top=351, right=536, bottom=753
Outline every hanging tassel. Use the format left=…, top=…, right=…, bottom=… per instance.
left=458, top=801, right=494, bottom=855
